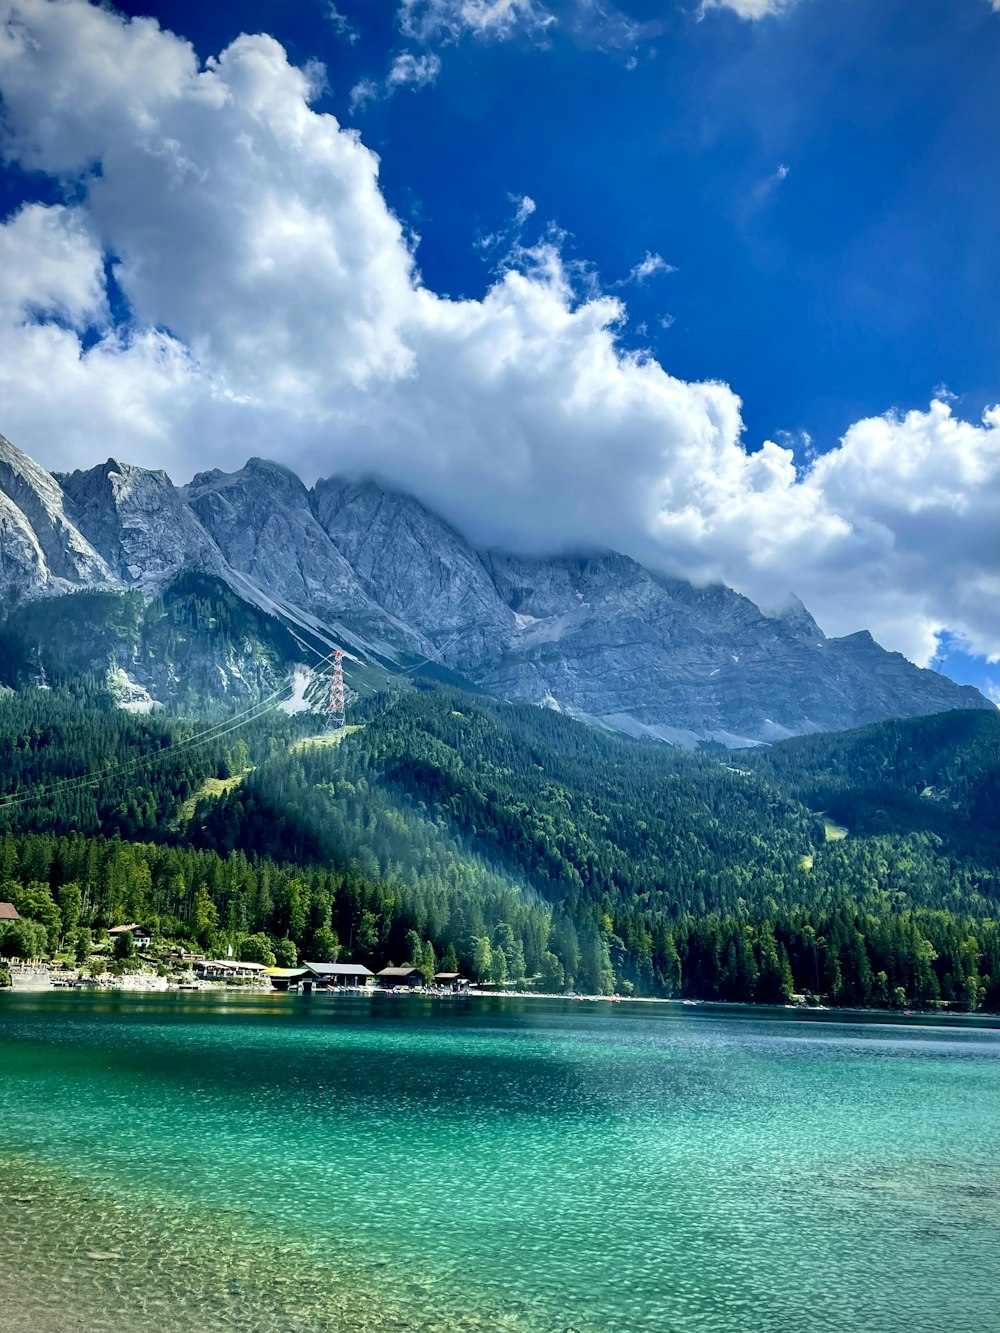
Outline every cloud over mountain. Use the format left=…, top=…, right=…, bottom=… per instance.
left=0, top=0, right=998, bottom=671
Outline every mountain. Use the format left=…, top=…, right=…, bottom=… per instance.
left=312, top=475, right=518, bottom=672
left=58, top=457, right=224, bottom=587
left=184, top=460, right=425, bottom=659
left=0, top=434, right=113, bottom=587
left=0, top=431, right=991, bottom=743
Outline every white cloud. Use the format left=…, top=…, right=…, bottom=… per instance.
left=327, top=3, right=359, bottom=43
left=399, top=0, right=555, bottom=43
left=700, top=0, right=798, bottom=18
left=0, top=203, right=107, bottom=327
left=386, top=49, right=442, bottom=90
left=349, top=77, right=380, bottom=112
left=0, top=0, right=998, bottom=674
left=626, top=251, right=677, bottom=284
left=512, top=194, right=537, bottom=226
left=350, top=50, right=441, bottom=112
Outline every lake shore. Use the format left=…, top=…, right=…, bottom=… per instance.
left=6, top=969, right=1000, bottom=1026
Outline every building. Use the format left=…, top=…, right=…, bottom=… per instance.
left=304, top=962, right=374, bottom=989
left=108, top=924, right=152, bottom=949
left=434, top=972, right=469, bottom=992
left=0, top=903, right=20, bottom=921
left=265, top=966, right=312, bottom=991
left=193, top=959, right=267, bottom=981
left=376, top=966, right=425, bottom=989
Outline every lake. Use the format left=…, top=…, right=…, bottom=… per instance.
left=1, top=993, right=998, bottom=1332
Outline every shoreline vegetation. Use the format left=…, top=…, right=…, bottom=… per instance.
left=4, top=967, right=999, bottom=1025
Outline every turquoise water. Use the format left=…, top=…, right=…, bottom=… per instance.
left=1, top=994, right=998, bottom=1332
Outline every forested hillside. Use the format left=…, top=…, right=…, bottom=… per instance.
left=1, top=682, right=998, bottom=1009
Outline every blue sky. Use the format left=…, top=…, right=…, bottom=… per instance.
left=101, top=0, right=1000, bottom=456
left=0, top=0, right=997, bottom=698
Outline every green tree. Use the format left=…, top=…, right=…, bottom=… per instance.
left=310, top=925, right=340, bottom=963
left=539, top=950, right=565, bottom=991
left=405, top=929, right=424, bottom=967
left=237, top=932, right=276, bottom=966
left=113, top=929, right=136, bottom=962
left=74, top=927, right=92, bottom=967
left=56, top=882, right=82, bottom=942
left=272, top=937, right=298, bottom=968
left=419, top=939, right=437, bottom=985
left=0, top=918, right=48, bottom=959
left=189, top=884, right=219, bottom=948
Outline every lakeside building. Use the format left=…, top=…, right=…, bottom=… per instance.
left=265, top=966, right=312, bottom=991
left=108, top=924, right=152, bottom=949
left=193, top=959, right=268, bottom=980
left=304, top=962, right=374, bottom=988
left=376, top=966, right=424, bottom=989
left=434, top=972, right=469, bottom=992
left=0, top=903, right=20, bottom=920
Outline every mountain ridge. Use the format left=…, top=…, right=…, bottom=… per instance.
left=0, top=430, right=990, bottom=745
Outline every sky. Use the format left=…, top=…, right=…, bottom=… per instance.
left=0, top=0, right=998, bottom=698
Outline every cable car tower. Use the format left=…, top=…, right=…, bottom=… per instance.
left=327, top=648, right=346, bottom=729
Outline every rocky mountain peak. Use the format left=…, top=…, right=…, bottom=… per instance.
left=0, top=433, right=992, bottom=746
left=0, top=434, right=114, bottom=586
left=312, top=474, right=517, bottom=670
left=59, top=457, right=223, bottom=585
left=187, top=462, right=426, bottom=657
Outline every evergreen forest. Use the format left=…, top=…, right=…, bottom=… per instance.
left=1, top=679, right=999, bottom=1011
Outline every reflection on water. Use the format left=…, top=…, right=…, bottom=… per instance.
left=2, top=993, right=999, bottom=1333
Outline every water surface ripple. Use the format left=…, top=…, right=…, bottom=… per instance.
left=2, top=993, right=998, bottom=1332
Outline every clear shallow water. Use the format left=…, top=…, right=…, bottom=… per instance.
left=1, top=994, right=998, bottom=1333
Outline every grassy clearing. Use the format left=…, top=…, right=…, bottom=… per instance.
left=823, top=816, right=849, bottom=842
left=179, top=769, right=252, bottom=822
left=799, top=853, right=815, bottom=870
left=290, top=724, right=364, bottom=753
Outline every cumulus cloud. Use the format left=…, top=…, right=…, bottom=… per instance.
left=0, top=0, right=998, bottom=673
left=0, top=203, right=107, bottom=326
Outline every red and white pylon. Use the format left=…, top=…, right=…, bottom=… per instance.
left=327, top=649, right=346, bottom=727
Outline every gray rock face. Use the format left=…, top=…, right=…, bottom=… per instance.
left=58, top=458, right=223, bottom=586
left=186, top=460, right=424, bottom=658
left=312, top=476, right=517, bottom=671
left=0, top=431, right=991, bottom=744
left=0, top=487, right=49, bottom=601
left=0, top=434, right=114, bottom=586
left=478, top=552, right=989, bottom=745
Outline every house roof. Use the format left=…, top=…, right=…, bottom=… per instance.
left=434, top=973, right=465, bottom=981
left=0, top=902, right=19, bottom=920
left=265, top=967, right=311, bottom=978
left=108, top=923, right=149, bottom=935
left=304, top=962, right=374, bottom=977
left=377, top=966, right=423, bottom=978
